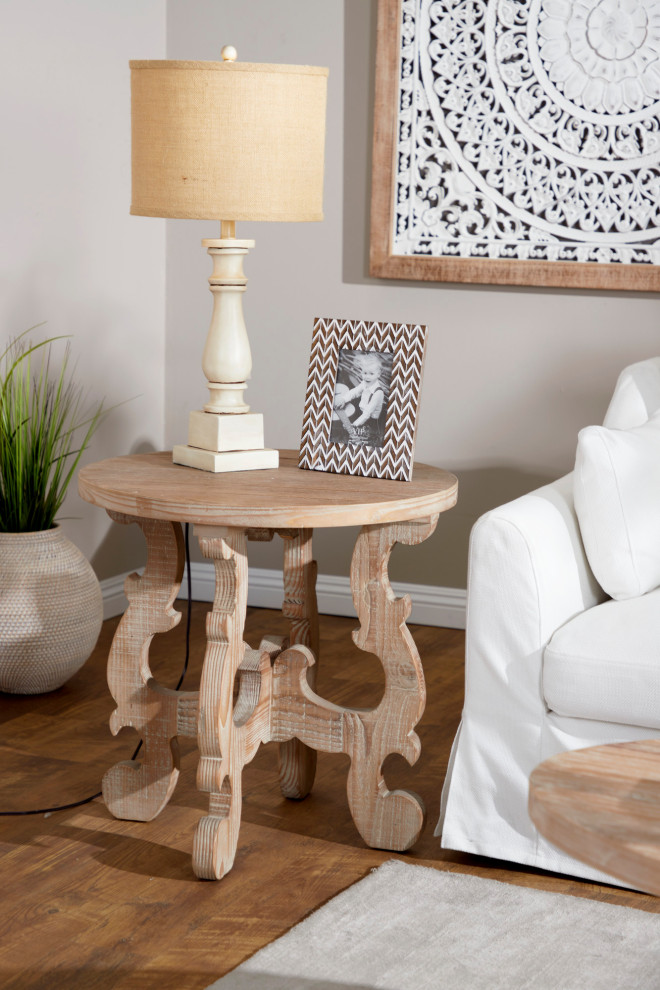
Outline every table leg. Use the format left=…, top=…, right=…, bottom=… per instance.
left=270, top=515, right=439, bottom=852
left=192, top=526, right=272, bottom=880
left=102, top=513, right=198, bottom=821
left=346, top=516, right=438, bottom=849
left=277, top=528, right=319, bottom=799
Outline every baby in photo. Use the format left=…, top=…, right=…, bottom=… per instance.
left=331, top=350, right=393, bottom=447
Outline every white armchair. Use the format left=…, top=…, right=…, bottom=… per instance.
left=437, top=357, right=660, bottom=885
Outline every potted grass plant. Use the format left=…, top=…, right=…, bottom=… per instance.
left=0, top=329, right=106, bottom=693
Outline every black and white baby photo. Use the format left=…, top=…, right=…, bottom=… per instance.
left=330, top=349, right=394, bottom=448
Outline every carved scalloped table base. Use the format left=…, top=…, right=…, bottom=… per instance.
left=78, top=451, right=457, bottom=880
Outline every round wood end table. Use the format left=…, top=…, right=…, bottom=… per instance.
left=78, top=450, right=458, bottom=880
left=529, top=740, right=660, bottom=895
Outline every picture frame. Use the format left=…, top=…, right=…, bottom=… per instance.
left=299, top=317, right=427, bottom=482
left=370, top=0, right=660, bottom=291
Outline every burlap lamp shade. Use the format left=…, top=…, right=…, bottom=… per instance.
left=130, top=59, right=328, bottom=222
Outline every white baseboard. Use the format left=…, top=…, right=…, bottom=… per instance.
left=101, top=563, right=466, bottom=629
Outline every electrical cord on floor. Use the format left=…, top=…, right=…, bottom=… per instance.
left=0, top=523, right=193, bottom=817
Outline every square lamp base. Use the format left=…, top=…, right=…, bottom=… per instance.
left=187, top=409, right=266, bottom=452
left=172, top=409, right=279, bottom=473
left=172, top=444, right=279, bottom=473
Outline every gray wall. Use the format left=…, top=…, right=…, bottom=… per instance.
left=1, top=0, right=167, bottom=578
left=166, top=0, right=659, bottom=590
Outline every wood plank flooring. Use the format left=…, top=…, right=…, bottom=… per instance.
left=1, top=603, right=658, bottom=989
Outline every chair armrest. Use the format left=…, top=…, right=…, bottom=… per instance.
left=465, top=473, right=607, bottom=715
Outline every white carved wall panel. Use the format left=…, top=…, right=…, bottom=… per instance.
left=371, top=0, right=660, bottom=288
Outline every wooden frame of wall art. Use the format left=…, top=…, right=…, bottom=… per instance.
left=298, top=317, right=427, bottom=482
left=370, top=0, right=660, bottom=291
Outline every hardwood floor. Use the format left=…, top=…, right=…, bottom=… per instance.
left=1, top=602, right=658, bottom=989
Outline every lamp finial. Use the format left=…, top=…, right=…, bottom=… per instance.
left=221, top=45, right=238, bottom=62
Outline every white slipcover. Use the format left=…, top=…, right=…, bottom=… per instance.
left=437, top=357, right=660, bottom=886
left=574, top=412, right=660, bottom=600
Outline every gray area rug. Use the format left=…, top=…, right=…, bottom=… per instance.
left=207, top=859, right=660, bottom=990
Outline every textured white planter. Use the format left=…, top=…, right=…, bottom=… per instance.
left=0, top=527, right=103, bottom=694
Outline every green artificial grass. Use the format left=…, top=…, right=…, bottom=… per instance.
left=0, top=329, right=106, bottom=533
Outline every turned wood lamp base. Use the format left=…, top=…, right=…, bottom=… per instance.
left=175, top=224, right=279, bottom=473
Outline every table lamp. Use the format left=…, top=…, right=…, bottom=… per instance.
left=130, top=48, right=328, bottom=472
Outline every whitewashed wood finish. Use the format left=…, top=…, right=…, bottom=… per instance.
left=200, top=237, right=254, bottom=415
left=78, top=451, right=457, bottom=528
left=348, top=516, right=437, bottom=848
left=187, top=409, right=265, bottom=452
left=271, top=515, right=438, bottom=851
left=193, top=526, right=274, bottom=880
left=529, top=740, right=660, bottom=896
left=277, top=529, right=320, bottom=799
left=84, top=455, right=456, bottom=878
left=172, top=233, right=281, bottom=474
left=172, top=444, right=278, bottom=473
left=101, top=512, right=199, bottom=821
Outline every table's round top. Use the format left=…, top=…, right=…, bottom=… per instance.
left=78, top=450, right=457, bottom=528
left=529, top=740, right=660, bottom=897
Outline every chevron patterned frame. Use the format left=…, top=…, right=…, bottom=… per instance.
left=299, top=317, right=427, bottom=482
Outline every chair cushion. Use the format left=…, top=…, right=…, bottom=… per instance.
left=543, top=587, right=660, bottom=729
left=574, top=410, right=660, bottom=600
left=603, top=356, right=660, bottom=430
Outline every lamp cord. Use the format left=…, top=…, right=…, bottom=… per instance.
left=0, top=523, right=193, bottom=817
